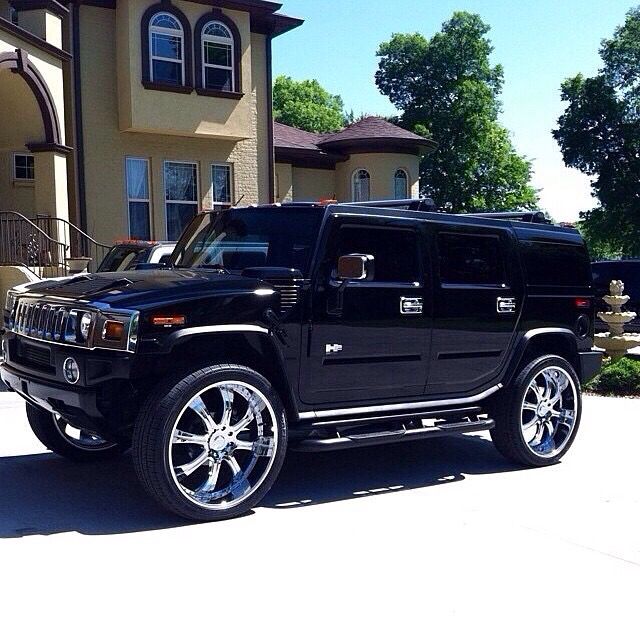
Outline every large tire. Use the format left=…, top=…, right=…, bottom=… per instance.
left=490, top=355, right=582, bottom=467
left=132, top=364, right=287, bottom=521
left=26, top=403, right=127, bottom=462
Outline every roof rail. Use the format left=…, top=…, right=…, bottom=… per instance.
left=459, top=211, right=550, bottom=224
left=341, top=198, right=436, bottom=211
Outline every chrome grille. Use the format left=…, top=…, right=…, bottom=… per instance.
left=10, top=299, right=72, bottom=344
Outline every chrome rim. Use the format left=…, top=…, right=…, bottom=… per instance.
left=168, top=381, right=278, bottom=511
left=520, top=366, right=578, bottom=458
left=53, top=414, right=115, bottom=451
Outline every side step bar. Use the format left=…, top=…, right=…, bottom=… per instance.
left=291, top=417, right=495, bottom=452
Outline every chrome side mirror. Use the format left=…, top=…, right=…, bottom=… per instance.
left=336, top=254, right=374, bottom=281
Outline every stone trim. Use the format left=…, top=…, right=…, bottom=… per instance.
left=0, top=15, right=71, bottom=61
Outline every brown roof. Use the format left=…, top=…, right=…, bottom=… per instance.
left=273, top=122, right=324, bottom=150
left=320, top=116, right=429, bottom=145
left=274, top=117, right=436, bottom=169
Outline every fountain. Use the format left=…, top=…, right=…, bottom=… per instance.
left=594, top=280, right=640, bottom=360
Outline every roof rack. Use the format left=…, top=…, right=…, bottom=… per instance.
left=459, top=211, right=550, bottom=224
left=341, top=198, right=437, bottom=211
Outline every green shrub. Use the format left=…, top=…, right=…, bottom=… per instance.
left=586, top=357, right=640, bottom=396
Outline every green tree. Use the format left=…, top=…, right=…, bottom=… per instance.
left=554, top=7, right=640, bottom=257
left=375, top=12, right=537, bottom=212
left=273, top=75, right=346, bottom=133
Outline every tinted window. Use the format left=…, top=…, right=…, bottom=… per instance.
left=523, top=241, right=590, bottom=286
left=438, top=233, right=506, bottom=286
left=335, top=226, right=421, bottom=283
left=173, top=208, right=324, bottom=275
left=98, top=246, right=150, bottom=272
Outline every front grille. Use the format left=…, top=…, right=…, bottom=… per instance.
left=10, top=298, right=76, bottom=344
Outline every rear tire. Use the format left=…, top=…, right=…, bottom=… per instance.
left=132, top=364, right=287, bottom=522
left=490, top=355, right=582, bottom=467
left=26, top=403, right=126, bottom=462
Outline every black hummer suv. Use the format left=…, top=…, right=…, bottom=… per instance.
left=1, top=200, right=602, bottom=521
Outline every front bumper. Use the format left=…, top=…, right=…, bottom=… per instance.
left=579, top=349, right=603, bottom=383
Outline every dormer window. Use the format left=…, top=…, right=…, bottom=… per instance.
left=202, top=21, right=234, bottom=91
left=194, top=11, right=242, bottom=98
left=149, top=12, right=184, bottom=85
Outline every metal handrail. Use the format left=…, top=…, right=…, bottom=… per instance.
left=55, top=217, right=111, bottom=250
left=0, top=211, right=68, bottom=250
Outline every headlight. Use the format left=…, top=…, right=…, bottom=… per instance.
left=80, top=312, right=92, bottom=341
left=93, top=311, right=139, bottom=352
left=5, top=290, right=17, bottom=313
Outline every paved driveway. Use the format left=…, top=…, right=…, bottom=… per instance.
left=0, top=393, right=637, bottom=638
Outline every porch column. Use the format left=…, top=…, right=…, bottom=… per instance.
left=32, top=150, right=69, bottom=222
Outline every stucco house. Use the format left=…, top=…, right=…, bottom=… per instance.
left=0, top=0, right=435, bottom=259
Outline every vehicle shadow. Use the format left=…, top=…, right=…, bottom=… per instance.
left=0, top=434, right=519, bottom=537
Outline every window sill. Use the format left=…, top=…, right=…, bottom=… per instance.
left=12, top=179, right=35, bottom=188
left=195, top=87, right=244, bottom=100
left=142, top=80, right=194, bottom=94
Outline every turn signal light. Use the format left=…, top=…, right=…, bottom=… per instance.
left=151, top=315, right=186, bottom=327
left=102, top=320, right=125, bottom=341
left=574, top=298, right=591, bottom=309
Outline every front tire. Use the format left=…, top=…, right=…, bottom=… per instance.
left=132, top=364, right=287, bottom=521
left=26, top=403, right=126, bottom=462
left=490, top=355, right=582, bottom=467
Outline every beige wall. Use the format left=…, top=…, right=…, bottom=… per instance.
left=79, top=3, right=270, bottom=243
left=291, top=167, right=335, bottom=201
left=335, top=152, right=420, bottom=202
left=275, top=162, right=293, bottom=202
left=0, top=30, right=68, bottom=221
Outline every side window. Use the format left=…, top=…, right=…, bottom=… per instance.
left=438, top=233, right=506, bottom=286
left=335, top=225, right=421, bottom=283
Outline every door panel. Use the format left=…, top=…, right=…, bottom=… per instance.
left=427, top=224, right=522, bottom=395
left=299, top=218, right=431, bottom=405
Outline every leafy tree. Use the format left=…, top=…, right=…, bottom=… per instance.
left=375, top=12, right=537, bottom=212
left=273, top=75, right=346, bottom=133
left=554, top=7, right=640, bottom=257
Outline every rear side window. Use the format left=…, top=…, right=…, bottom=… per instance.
left=438, top=233, right=506, bottom=286
left=522, top=241, right=590, bottom=286
left=335, top=226, right=421, bottom=283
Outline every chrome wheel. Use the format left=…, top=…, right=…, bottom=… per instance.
left=52, top=414, right=115, bottom=451
left=520, top=366, right=578, bottom=458
left=168, top=381, right=278, bottom=511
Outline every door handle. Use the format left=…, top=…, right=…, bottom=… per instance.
left=400, top=297, right=423, bottom=315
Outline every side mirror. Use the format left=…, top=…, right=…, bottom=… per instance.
left=159, top=254, right=173, bottom=267
left=336, top=254, right=374, bottom=281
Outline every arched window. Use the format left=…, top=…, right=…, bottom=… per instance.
left=394, top=168, right=409, bottom=199
left=201, top=21, right=234, bottom=91
left=352, top=169, right=370, bottom=202
left=194, top=11, right=242, bottom=96
left=149, top=12, right=184, bottom=85
left=141, top=4, right=192, bottom=91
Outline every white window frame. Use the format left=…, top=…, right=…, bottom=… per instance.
left=13, top=152, right=34, bottom=181
left=149, top=12, right=185, bottom=85
left=211, top=163, right=233, bottom=207
left=125, top=157, right=151, bottom=239
left=163, top=160, right=200, bottom=239
left=201, top=21, right=234, bottom=91
left=351, top=168, right=370, bottom=202
left=394, top=168, right=409, bottom=200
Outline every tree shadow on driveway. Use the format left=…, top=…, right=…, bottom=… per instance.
left=0, top=434, right=519, bottom=537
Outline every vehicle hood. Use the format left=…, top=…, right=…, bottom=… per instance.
left=15, top=269, right=267, bottom=310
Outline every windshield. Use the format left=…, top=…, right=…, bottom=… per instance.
left=98, top=245, right=151, bottom=272
left=172, top=207, right=324, bottom=275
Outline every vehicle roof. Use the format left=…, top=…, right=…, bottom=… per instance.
left=228, top=201, right=582, bottom=242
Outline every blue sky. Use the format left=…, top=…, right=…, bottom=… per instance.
left=272, top=0, right=636, bottom=221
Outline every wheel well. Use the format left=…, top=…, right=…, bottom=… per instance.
left=515, top=333, right=580, bottom=380
left=153, top=334, right=297, bottom=421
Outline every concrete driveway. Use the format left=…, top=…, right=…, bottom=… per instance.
left=0, top=392, right=637, bottom=638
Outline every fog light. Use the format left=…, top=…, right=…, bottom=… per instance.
left=63, top=357, right=80, bottom=384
